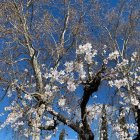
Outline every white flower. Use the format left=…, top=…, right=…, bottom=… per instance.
left=103, top=45, right=107, bottom=48
left=58, top=98, right=66, bottom=107
left=86, top=104, right=103, bottom=121
left=24, top=94, right=32, bottom=100
left=52, top=85, right=58, bottom=91
left=40, top=104, right=45, bottom=109
left=103, top=50, right=107, bottom=54
left=51, top=69, right=59, bottom=80
left=114, top=78, right=128, bottom=89
left=38, top=104, right=45, bottom=115
left=117, top=59, right=129, bottom=69
left=131, top=52, right=138, bottom=61
left=24, top=69, right=28, bottom=72
left=136, top=86, right=140, bottom=92
left=138, top=104, right=140, bottom=109
left=93, top=95, right=97, bottom=98
left=76, top=43, right=92, bottom=54
left=119, top=92, right=125, bottom=97
left=45, top=84, right=51, bottom=92
left=84, top=53, right=93, bottom=64
left=103, top=59, right=108, bottom=64
left=67, top=80, right=76, bottom=92
left=75, top=62, right=86, bottom=80
left=22, top=101, right=27, bottom=107
left=59, top=70, right=65, bottom=75
left=5, top=106, right=13, bottom=111
left=108, top=50, right=119, bottom=60
left=7, top=90, right=12, bottom=97
left=48, top=69, right=65, bottom=82
left=64, top=61, right=74, bottom=73
left=80, top=70, right=86, bottom=80
left=131, top=57, right=135, bottom=62
left=46, top=119, right=54, bottom=126
left=75, top=62, right=83, bottom=70
left=83, top=43, right=92, bottom=53
left=44, top=91, right=53, bottom=98
left=108, top=81, right=114, bottom=87
left=130, top=95, right=139, bottom=106
left=92, top=49, right=97, bottom=57
left=77, top=45, right=84, bottom=54
left=44, top=71, right=49, bottom=79
left=85, top=54, right=92, bottom=64
left=44, top=135, right=52, bottom=140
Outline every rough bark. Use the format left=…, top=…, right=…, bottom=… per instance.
left=80, top=67, right=105, bottom=140
left=99, top=105, right=108, bottom=140
left=133, top=106, right=140, bottom=140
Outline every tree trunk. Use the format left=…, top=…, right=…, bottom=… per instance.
left=100, top=105, right=108, bottom=140
left=133, top=107, right=140, bottom=140
left=79, top=131, right=94, bottom=140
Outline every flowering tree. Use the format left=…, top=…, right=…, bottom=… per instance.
left=0, top=0, right=140, bottom=140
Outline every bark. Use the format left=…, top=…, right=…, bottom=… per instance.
left=79, top=131, right=94, bottom=140
left=100, top=105, right=108, bottom=140
left=23, top=22, right=43, bottom=93
left=47, top=108, right=95, bottom=140
left=133, top=106, right=140, bottom=140
left=47, top=109, right=83, bottom=134
left=80, top=67, right=105, bottom=140
left=59, top=129, right=65, bottom=140
left=18, top=6, right=43, bottom=140
left=119, top=108, right=130, bottom=140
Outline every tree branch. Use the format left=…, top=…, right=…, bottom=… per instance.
left=47, top=107, right=83, bottom=134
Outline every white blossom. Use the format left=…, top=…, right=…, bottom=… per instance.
left=76, top=43, right=92, bottom=54
left=45, top=84, right=51, bottom=92
left=44, top=135, right=52, bottom=140
left=84, top=53, right=93, bottom=64
left=67, top=80, right=76, bottom=92
left=131, top=52, right=138, bottom=61
left=58, top=98, right=66, bottom=107
left=130, top=95, right=139, bottom=106
left=24, top=69, right=28, bottom=72
left=108, top=50, right=119, bottom=60
left=108, top=81, right=114, bottom=87
left=64, top=61, right=74, bottom=73
left=113, top=78, right=128, bottom=89
left=136, top=86, right=140, bottom=92
left=46, top=119, right=54, bottom=126
left=24, top=94, right=32, bottom=100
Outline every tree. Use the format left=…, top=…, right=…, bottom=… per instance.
left=100, top=105, right=108, bottom=140
left=0, top=0, right=140, bottom=140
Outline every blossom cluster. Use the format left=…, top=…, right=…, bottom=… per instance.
left=109, top=78, right=128, bottom=89
left=108, top=50, right=119, bottom=60
left=76, top=43, right=97, bottom=64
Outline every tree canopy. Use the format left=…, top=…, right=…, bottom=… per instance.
left=0, top=0, right=140, bottom=140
